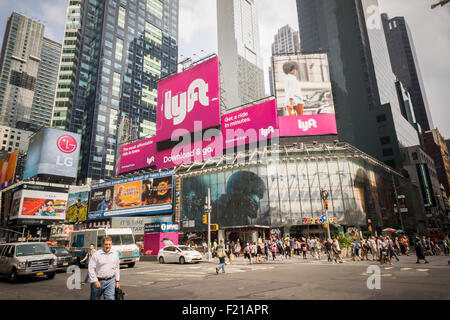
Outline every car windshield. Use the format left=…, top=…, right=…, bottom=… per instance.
left=109, top=234, right=135, bottom=246
left=16, top=244, right=52, bottom=257
left=52, top=247, right=69, bottom=255
left=178, top=246, right=194, bottom=251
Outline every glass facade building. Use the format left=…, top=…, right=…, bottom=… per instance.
left=178, top=144, right=399, bottom=236
left=296, top=0, right=420, bottom=169
left=53, top=0, right=178, bottom=181
left=31, top=38, right=61, bottom=129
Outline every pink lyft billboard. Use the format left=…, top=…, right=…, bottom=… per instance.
left=117, top=137, right=156, bottom=175
left=156, top=56, right=221, bottom=142
left=278, top=114, right=337, bottom=136
left=222, top=99, right=279, bottom=148
left=156, top=136, right=223, bottom=170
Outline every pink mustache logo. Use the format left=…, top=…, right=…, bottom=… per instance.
left=163, top=79, right=209, bottom=125
left=298, top=119, right=318, bottom=132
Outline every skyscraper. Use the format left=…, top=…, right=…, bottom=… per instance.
left=381, top=13, right=434, bottom=132
left=53, top=0, right=179, bottom=182
left=0, top=12, right=51, bottom=129
left=269, top=24, right=301, bottom=95
left=31, top=38, right=61, bottom=129
left=296, top=0, right=421, bottom=168
left=217, top=0, right=265, bottom=112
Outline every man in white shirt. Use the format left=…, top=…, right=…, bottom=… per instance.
left=88, top=236, right=120, bottom=300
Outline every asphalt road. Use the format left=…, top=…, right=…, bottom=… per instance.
left=0, top=254, right=449, bottom=300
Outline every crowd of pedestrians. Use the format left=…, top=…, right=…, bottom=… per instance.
left=208, top=234, right=449, bottom=266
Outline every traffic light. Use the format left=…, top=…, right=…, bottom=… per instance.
left=368, top=225, right=372, bottom=232
left=202, top=214, right=208, bottom=224
left=324, top=200, right=329, bottom=210
left=323, top=221, right=328, bottom=229
left=211, top=224, right=219, bottom=231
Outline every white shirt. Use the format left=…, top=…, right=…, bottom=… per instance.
left=284, top=73, right=304, bottom=106
left=88, top=248, right=120, bottom=283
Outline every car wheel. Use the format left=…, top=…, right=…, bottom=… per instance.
left=47, top=272, right=56, bottom=280
left=179, top=256, right=185, bottom=264
left=159, top=256, right=164, bottom=264
left=9, top=268, right=18, bottom=283
left=127, top=262, right=135, bottom=268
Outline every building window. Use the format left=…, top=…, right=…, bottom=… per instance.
left=118, top=6, right=126, bottom=29
left=376, top=114, right=386, bottom=123
left=115, top=38, right=123, bottom=61
left=147, top=0, right=163, bottom=20
left=383, top=148, right=394, bottom=157
left=380, top=136, right=391, bottom=145
left=112, top=72, right=121, bottom=96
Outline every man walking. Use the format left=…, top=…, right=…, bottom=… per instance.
left=216, top=240, right=226, bottom=274
left=88, top=237, right=120, bottom=300
left=80, top=243, right=96, bottom=284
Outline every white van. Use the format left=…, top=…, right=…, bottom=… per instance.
left=69, top=228, right=139, bottom=267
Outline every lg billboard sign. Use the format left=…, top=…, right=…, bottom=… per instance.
left=23, top=128, right=81, bottom=180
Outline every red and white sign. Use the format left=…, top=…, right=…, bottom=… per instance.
left=57, top=135, right=78, bottom=154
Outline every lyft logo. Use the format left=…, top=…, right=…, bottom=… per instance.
left=163, top=79, right=209, bottom=125
left=260, top=126, right=275, bottom=137
left=298, top=119, right=318, bottom=132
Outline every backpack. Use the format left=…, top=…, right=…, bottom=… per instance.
left=217, top=247, right=226, bottom=258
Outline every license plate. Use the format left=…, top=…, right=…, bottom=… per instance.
left=36, top=272, right=44, bottom=276
left=63, top=262, right=68, bottom=266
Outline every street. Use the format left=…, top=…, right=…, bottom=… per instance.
left=0, top=254, right=448, bottom=300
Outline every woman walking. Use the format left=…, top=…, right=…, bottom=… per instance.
left=415, top=237, right=429, bottom=264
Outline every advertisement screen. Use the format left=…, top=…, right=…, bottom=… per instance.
left=8, top=190, right=22, bottom=220
left=88, top=171, right=174, bottom=220
left=156, top=137, right=223, bottom=170
left=117, top=136, right=156, bottom=175
left=273, top=53, right=337, bottom=136
left=13, top=189, right=68, bottom=220
left=66, top=190, right=89, bottom=223
left=0, top=150, right=18, bottom=190
left=23, top=128, right=81, bottom=180
left=222, top=99, right=279, bottom=149
left=156, top=56, right=221, bottom=142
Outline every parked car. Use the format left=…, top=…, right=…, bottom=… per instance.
left=157, top=245, right=203, bottom=264
left=50, top=246, right=77, bottom=271
left=303, top=90, right=334, bottom=115
left=0, top=242, right=57, bottom=282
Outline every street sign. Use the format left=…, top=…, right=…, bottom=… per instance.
left=210, top=224, right=218, bottom=232
left=320, top=190, right=329, bottom=200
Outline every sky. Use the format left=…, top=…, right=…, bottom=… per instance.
left=0, top=0, right=449, bottom=138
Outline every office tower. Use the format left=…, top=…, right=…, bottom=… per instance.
left=422, top=129, right=450, bottom=197
left=0, top=13, right=45, bottom=128
left=52, top=0, right=84, bottom=131
left=381, top=14, right=434, bottom=132
left=296, top=0, right=420, bottom=168
left=269, top=24, right=301, bottom=95
left=53, top=0, right=179, bottom=181
left=0, top=125, right=33, bottom=153
left=271, top=25, right=301, bottom=55
left=31, top=38, right=61, bottom=129
left=217, top=0, right=265, bottom=111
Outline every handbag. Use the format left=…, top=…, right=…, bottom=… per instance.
left=115, top=288, right=125, bottom=300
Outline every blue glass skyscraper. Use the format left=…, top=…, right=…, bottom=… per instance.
left=53, top=0, right=178, bottom=182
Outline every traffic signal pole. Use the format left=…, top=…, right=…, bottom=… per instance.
left=207, top=188, right=211, bottom=262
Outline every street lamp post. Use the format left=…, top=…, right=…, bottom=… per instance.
left=205, top=188, right=212, bottom=262
left=321, top=189, right=331, bottom=240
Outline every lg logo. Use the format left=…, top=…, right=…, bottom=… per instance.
left=56, top=135, right=77, bottom=167
left=57, top=135, right=77, bottom=154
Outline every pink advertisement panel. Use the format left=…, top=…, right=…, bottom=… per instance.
left=156, top=56, right=221, bottom=142
left=278, top=114, right=338, bottom=136
left=118, top=137, right=156, bottom=175
left=221, top=99, right=279, bottom=148
left=156, top=136, right=223, bottom=170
